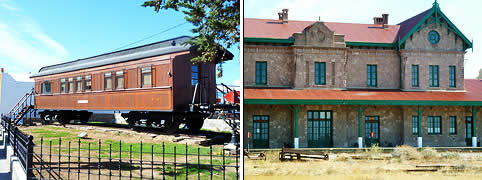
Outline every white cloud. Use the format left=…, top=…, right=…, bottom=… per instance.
left=9, top=72, right=34, bottom=82
left=0, top=1, right=67, bottom=80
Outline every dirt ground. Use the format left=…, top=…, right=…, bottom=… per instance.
left=244, top=149, right=482, bottom=180
left=20, top=123, right=232, bottom=147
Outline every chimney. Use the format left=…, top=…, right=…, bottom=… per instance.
left=373, top=14, right=389, bottom=28
left=382, top=14, right=388, bottom=25
left=1, top=68, right=3, bottom=73
left=278, top=9, right=288, bottom=23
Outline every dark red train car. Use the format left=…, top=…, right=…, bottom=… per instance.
left=30, top=36, right=233, bottom=131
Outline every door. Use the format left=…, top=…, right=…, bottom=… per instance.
left=252, top=115, right=269, bottom=148
left=466, top=116, right=473, bottom=146
left=308, top=111, right=333, bottom=148
left=365, top=116, right=380, bottom=147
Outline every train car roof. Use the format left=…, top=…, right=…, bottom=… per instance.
left=31, top=36, right=234, bottom=78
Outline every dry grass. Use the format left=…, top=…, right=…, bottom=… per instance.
left=244, top=148, right=482, bottom=179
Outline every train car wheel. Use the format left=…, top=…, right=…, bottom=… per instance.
left=186, top=118, right=205, bottom=132
left=164, top=114, right=181, bottom=133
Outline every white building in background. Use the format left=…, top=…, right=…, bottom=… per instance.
left=0, top=68, right=34, bottom=115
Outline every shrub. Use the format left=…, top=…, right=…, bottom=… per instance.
left=392, top=145, right=422, bottom=160
left=366, top=143, right=382, bottom=158
left=421, top=147, right=439, bottom=160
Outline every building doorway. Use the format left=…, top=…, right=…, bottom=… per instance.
left=307, top=110, right=333, bottom=148
left=365, top=116, right=380, bottom=147
left=252, top=115, right=269, bottom=148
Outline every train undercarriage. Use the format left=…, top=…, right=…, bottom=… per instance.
left=38, top=103, right=239, bottom=133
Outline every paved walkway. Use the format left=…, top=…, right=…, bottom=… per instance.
left=0, top=133, right=11, bottom=180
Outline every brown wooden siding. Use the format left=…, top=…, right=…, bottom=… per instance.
left=31, top=51, right=196, bottom=112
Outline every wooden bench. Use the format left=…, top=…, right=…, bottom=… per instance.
left=279, top=147, right=329, bottom=161
left=244, top=150, right=266, bottom=160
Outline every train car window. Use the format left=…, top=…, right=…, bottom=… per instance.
left=141, top=67, right=152, bottom=87
left=41, top=81, right=52, bottom=94
left=68, top=78, right=74, bottom=92
left=76, top=76, right=82, bottom=92
left=104, top=73, right=112, bottom=90
left=115, top=71, right=124, bottom=89
left=191, top=65, right=199, bottom=86
left=85, top=75, right=92, bottom=91
left=60, top=78, right=66, bottom=93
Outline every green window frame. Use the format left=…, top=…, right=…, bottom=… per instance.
left=449, top=66, right=456, bottom=88
left=429, top=65, right=439, bottom=87
left=315, top=62, right=326, bottom=85
left=252, top=115, right=269, bottom=148
left=428, top=116, right=441, bottom=135
left=367, top=65, right=377, bottom=87
left=255, top=62, right=267, bottom=85
left=412, top=116, right=418, bottom=135
left=449, top=116, right=457, bottom=134
left=411, top=65, right=419, bottom=87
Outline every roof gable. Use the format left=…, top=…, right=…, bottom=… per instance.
left=397, top=1, right=472, bottom=50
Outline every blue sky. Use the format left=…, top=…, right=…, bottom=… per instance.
left=0, top=0, right=240, bottom=85
left=245, top=0, right=482, bottom=78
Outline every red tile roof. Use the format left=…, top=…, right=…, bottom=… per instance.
left=244, top=18, right=400, bottom=44
left=244, top=79, right=482, bottom=103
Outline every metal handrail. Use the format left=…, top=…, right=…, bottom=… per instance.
left=9, top=90, right=34, bottom=116
left=7, top=92, right=29, bottom=114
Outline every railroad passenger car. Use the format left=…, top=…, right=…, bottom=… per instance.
left=30, top=36, right=233, bottom=131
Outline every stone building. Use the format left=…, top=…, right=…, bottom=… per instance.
left=243, top=1, right=482, bottom=148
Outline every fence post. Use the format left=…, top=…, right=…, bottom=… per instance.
left=26, top=135, right=34, bottom=178
left=13, top=126, right=17, bottom=156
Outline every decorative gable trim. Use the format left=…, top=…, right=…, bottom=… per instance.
left=398, top=1, right=472, bottom=50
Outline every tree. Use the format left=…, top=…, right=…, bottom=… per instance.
left=142, top=0, right=239, bottom=76
left=478, top=68, right=482, bottom=79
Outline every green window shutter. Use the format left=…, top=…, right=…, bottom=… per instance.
left=255, top=62, right=267, bottom=85
left=449, top=116, right=456, bottom=134
left=367, top=65, right=377, bottom=87
left=428, top=116, right=441, bottom=134
left=412, top=65, right=419, bottom=87
left=449, top=66, right=456, bottom=88
left=315, top=62, right=326, bottom=85
left=412, top=116, right=418, bottom=135
left=429, top=65, right=439, bottom=87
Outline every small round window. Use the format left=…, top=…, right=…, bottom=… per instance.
left=428, top=31, right=440, bottom=44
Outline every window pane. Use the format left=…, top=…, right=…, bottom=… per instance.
left=105, top=77, right=112, bottom=89
left=76, top=81, right=82, bottom=92
left=191, top=65, right=198, bottom=85
left=142, top=72, right=152, bottom=86
left=116, top=76, right=124, bottom=89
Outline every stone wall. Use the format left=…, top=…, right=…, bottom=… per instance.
left=405, top=17, right=464, bottom=51
left=243, top=104, right=482, bottom=148
left=346, top=49, right=400, bottom=89
left=401, top=50, right=465, bottom=90
left=243, top=46, right=293, bottom=87
left=243, top=104, right=292, bottom=149
left=293, top=48, right=346, bottom=89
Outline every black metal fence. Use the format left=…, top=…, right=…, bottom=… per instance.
left=1, top=115, right=35, bottom=177
left=1, top=116, right=240, bottom=180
